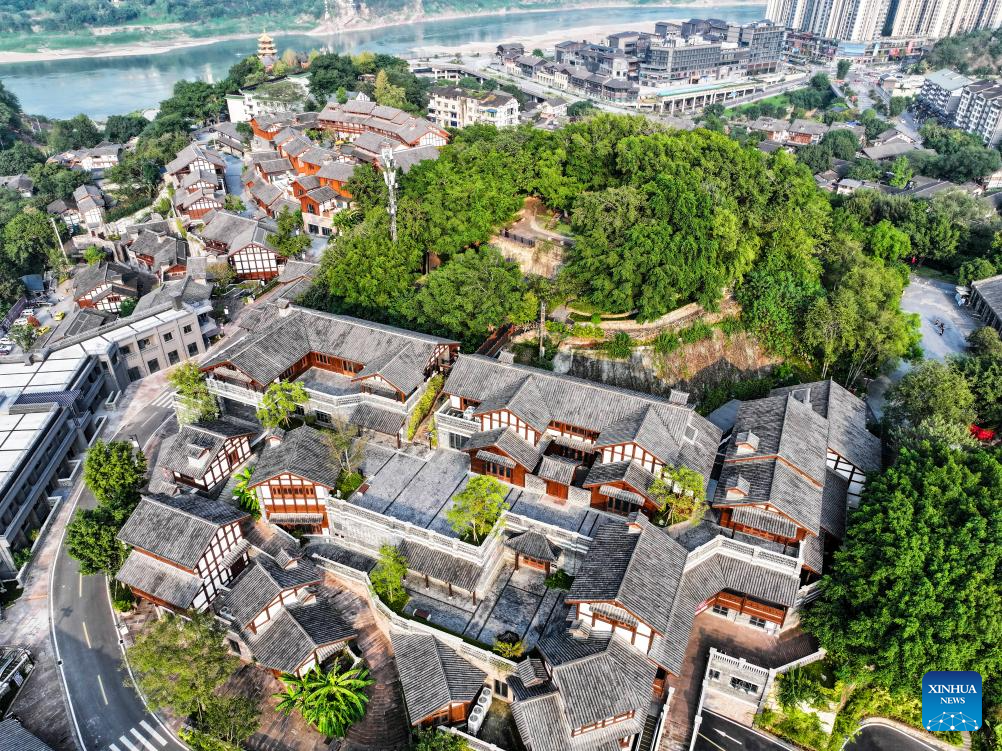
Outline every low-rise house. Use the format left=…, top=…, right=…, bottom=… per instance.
left=47, top=198, right=82, bottom=230
left=196, top=210, right=284, bottom=281
left=496, top=42, right=526, bottom=62
left=124, top=226, right=188, bottom=278
left=346, top=134, right=440, bottom=173
left=247, top=426, right=340, bottom=534
left=391, top=632, right=487, bottom=728
left=210, top=121, right=246, bottom=157
left=317, top=101, right=449, bottom=148
left=748, top=117, right=828, bottom=145
left=202, top=306, right=460, bottom=442
left=970, top=273, right=1002, bottom=334
left=51, top=142, right=123, bottom=173
left=173, top=186, right=224, bottom=221
left=438, top=355, right=720, bottom=509
left=860, top=140, right=924, bottom=161
left=116, top=493, right=249, bottom=613
left=72, top=262, right=139, bottom=313
left=72, top=184, right=107, bottom=230
left=225, top=74, right=312, bottom=124
left=0, top=718, right=54, bottom=751
left=165, top=144, right=226, bottom=190
left=0, top=174, right=33, bottom=197
left=155, top=417, right=257, bottom=492
left=427, top=86, right=520, bottom=129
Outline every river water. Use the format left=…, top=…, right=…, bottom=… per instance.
left=0, top=4, right=764, bottom=119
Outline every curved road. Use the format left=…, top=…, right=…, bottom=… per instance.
left=50, top=390, right=185, bottom=751
left=845, top=724, right=942, bottom=751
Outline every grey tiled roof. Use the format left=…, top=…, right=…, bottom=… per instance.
left=731, top=507, right=798, bottom=538
left=205, top=305, right=456, bottom=393
left=0, top=718, right=55, bottom=751
left=820, top=470, right=848, bottom=538
left=317, top=100, right=444, bottom=146
left=116, top=550, right=203, bottom=609
left=567, top=516, right=687, bottom=634
left=347, top=403, right=406, bottom=437
left=537, top=455, right=578, bottom=485
left=72, top=261, right=137, bottom=298
left=582, top=460, right=655, bottom=497
left=714, top=459, right=823, bottom=534
left=249, top=600, right=356, bottom=674
left=769, top=379, right=880, bottom=471
left=197, top=210, right=279, bottom=255
left=972, top=273, right=1002, bottom=321
left=216, top=554, right=322, bottom=628
left=444, top=356, right=720, bottom=481
left=251, top=426, right=340, bottom=489
left=118, top=493, right=248, bottom=569
left=506, top=529, right=561, bottom=562
left=133, top=276, right=212, bottom=315
left=391, top=632, right=486, bottom=724
left=166, top=144, right=225, bottom=174
left=276, top=260, right=319, bottom=283
left=399, top=540, right=482, bottom=591
left=158, top=418, right=255, bottom=478
left=800, top=532, right=824, bottom=574
left=464, top=428, right=542, bottom=471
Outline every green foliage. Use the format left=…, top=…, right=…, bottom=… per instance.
left=27, top=161, right=89, bottom=203
left=697, top=375, right=775, bottom=416
left=678, top=320, right=713, bottom=344
left=567, top=100, right=599, bottom=118
left=197, top=694, right=261, bottom=747
left=446, top=475, right=508, bottom=545
left=7, top=322, right=36, bottom=350
left=111, top=583, right=136, bottom=612
left=889, top=155, right=912, bottom=189
left=543, top=569, right=574, bottom=590
left=275, top=665, right=373, bottom=738
left=336, top=471, right=363, bottom=497
left=0, top=141, right=44, bottom=174
left=370, top=544, right=408, bottom=609
left=168, top=362, right=220, bottom=425
left=413, top=728, right=470, bottom=751
left=3, top=208, right=60, bottom=276
left=757, top=705, right=828, bottom=750
left=0, top=81, right=22, bottom=147
left=915, top=121, right=1002, bottom=182
left=104, top=114, right=149, bottom=143
left=802, top=443, right=1002, bottom=697
left=323, top=415, right=367, bottom=479
left=83, top=439, right=147, bottom=510
left=407, top=374, right=444, bottom=440
left=604, top=332, right=634, bottom=359
left=208, top=261, right=236, bottom=288
left=953, top=327, right=1002, bottom=428
left=836, top=60, right=851, bottom=79
left=223, top=194, right=245, bottom=212
left=648, top=465, right=707, bottom=525
left=129, top=613, right=241, bottom=723
left=884, top=359, right=976, bottom=446
left=867, top=220, right=910, bottom=263
left=776, top=667, right=827, bottom=712
left=958, top=257, right=996, bottom=285
left=492, top=637, right=525, bottom=659
left=256, top=380, right=308, bottom=429
left=178, top=729, right=240, bottom=751
left=119, top=296, right=138, bottom=317
left=48, top=114, right=102, bottom=153
left=82, top=245, right=105, bottom=265
left=66, top=506, right=130, bottom=576
left=232, top=467, right=259, bottom=519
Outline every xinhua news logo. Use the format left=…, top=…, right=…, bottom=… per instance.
left=922, top=671, right=982, bottom=732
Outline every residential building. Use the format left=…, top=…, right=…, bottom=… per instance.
left=0, top=174, right=33, bottom=197
left=495, top=42, right=526, bottom=62
left=209, top=121, right=246, bottom=157
left=165, top=144, right=226, bottom=191
left=116, top=493, right=250, bottom=613
left=72, top=184, right=107, bottom=230
left=969, top=273, right=1002, bottom=334
left=771, top=0, right=892, bottom=42
left=123, top=225, right=188, bottom=279
left=201, top=306, right=459, bottom=442
left=49, top=142, right=123, bottom=174
left=916, top=69, right=976, bottom=121
left=317, top=101, right=449, bottom=148
left=391, top=632, right=487, bottom=728
left=427, top=86, right=520, bottom=129
left=953, top=80, right=1002, bottom=147
left=155, top=418, right=257, bottom=493
left=72, top=262, right=139, bottom=313
left=225, top=74, right=312, bottom=123
left=195, top=210, right=285, bottom=281
left=436, top=355, right=720, bottom=507
left=749, top=117, right=829, bottom=145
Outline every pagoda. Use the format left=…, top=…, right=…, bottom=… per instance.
left=257, top=31, right=277, bottom=63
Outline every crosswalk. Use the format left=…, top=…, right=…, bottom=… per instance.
left=149, top=390, right=174, bottom=408
left=108, top=720, right=169, bottom=751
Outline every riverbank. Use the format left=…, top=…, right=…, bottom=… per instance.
left=0, top=0, right=760, bottom=65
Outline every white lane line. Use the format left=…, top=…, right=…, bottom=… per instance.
left=118, top=734, right=140, bottom=751
left=139, top=721, right=167, bottom=746
left=82, top=621, right=92, bottom=649
left=96, top=674, right=108, bottom=705
left=130, top=728, right=158, bottom=751
left=110, top=744, right=122, bottom=751
left=78, top=572, right=82, bottom=598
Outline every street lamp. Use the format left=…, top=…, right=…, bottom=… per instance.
left=380, top=145, right=398, bottom=244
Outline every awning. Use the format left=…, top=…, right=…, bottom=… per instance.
left=268, top=512, right=324, bottom=525
left=598, top=485, right=645, bottom=506
left=476, top=450, right=516, bottom=469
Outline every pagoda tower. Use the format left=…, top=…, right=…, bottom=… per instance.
left=257, top=31, right=277, bottom=62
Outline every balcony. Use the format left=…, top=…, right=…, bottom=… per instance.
left=435, top=402, right=479, bottom=437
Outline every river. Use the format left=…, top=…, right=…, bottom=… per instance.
left=0, top=4, right=765, bottom=120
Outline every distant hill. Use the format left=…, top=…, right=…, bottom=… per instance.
left=924, top=28, right=1002, bottom=77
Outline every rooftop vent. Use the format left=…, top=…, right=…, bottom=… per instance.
left=725, top=475, right=751, bottom=500
left=735, top=431, right=759, bottom=453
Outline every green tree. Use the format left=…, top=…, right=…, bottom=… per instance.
left=83, top=245, right=105, bottom=265
left=7, top=323, right=36, bottom=351
left=446, top=475, right=508, bottom=544
left=867, top=220, right=910, bottom=262
left=167, top=362, right=220, bottom=425
left=0, top=141, right=44, bottom=174
left=410, top=248, right=536, bottom=346
left=232, top=467, right=259, bottom=519
left=836, top=60, right=851, bottom=79
left=120, top=297, right=138, bottom=317
left=776, top=667, right=827, bottom=711
left=207, top=261, right=236, bottom=288
left=888, top=155, right=913, bottom=188
left=796, top=143, right=832, bottom=174
left=3, top=209, right=60, bottom=275
left=323, top=416, right=367, bottom=478
left=268, top=207, right=311, bottom=258
left=953, top=328, right=1002, bottom=427
left=128, top=612, right=239, bottom=723
left=958, top=257, right=996, bottom=285
left=414, top=728, right=470, bottom=751
left=48, top=114, right=102, bottom=152
left=64, top=505, right=129, bottom=576
left=370, top=544, right=408, bottom=607
left=83, top=439, right=147, bottom=511
left=309, top=53, right=359, bottom=100
left=256, top=380, right=308, bottom=429
left=275, top=665, right=373, bottom=738
left=0, top=81, right=22, bottom=148
left=884, top=360, right=976, bottom=446
left=373, top=69, right=408, bottom=109
left=223, top=194, right=245, bottom=212
left=104, top=114, right=149, bottom=143
left=648, top=465, right=707, bottom=524
left=802, top=443, right=1002, bottom=694
left=198, top=695, right=260, bottom=746
left=27, top=162, right=89, bottom=203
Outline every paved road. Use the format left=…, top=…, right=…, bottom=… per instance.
left=50, top=388, right=184, bottom=751
left=693, top=712, right=796, bottom=751
left=844, top=724, right=941, bottom=751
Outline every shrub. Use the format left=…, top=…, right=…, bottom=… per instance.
left=406, top=375, right=444, bottom=440
left=544, top=569, right=574, bottom=590
left=337, top=471, right=363, bottom=497
left=590, top=312, right=601, bottom=325
left=716, top=316, right=744, bottom=337
left=679, top=320, right=714, bottom=344
left=652, top=331, right=680, bottom=355
left=112, top=585, right=136, bottom=613
left=604, top=332, right=634, bottom=359
left=179, top=729, right=240, bottom=751
left=492, top=637, right=525, bottom=659
left=571, top=323, right=604, bottom=339
left=545, top=320, right=572, bottom=340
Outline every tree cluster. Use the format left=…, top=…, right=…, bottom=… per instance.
left=309, top=52, right=430, bottom=114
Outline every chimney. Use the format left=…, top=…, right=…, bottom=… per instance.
left=276, top=299, right=292, bottom=317
left=735, top=431, right=759, bottom=454
left=725, top=475, right=750, bottom=500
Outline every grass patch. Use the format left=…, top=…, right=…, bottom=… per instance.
left=337, top=471, right=363, bottom=497
left=406, top=375, right=444, bottom=440
left=911, top=265, right=958, bottom=284
left=604, top=332, right=634, bottom=359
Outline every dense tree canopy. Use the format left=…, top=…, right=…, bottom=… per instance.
left=803, top=443, right=1002, bottom=698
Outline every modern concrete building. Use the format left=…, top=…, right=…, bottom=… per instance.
left=917, top=69, right=977, bottom=121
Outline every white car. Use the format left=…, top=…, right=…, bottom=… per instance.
left=13, top=317, right=29, bottom=326
left=20, top=307, right=35, bottom=317
left=0, top=345, right=13, bottom=355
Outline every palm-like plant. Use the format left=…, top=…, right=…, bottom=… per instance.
left=232, top=467, right=258, bottom=519
left=275, top=664, right=373, bottom=738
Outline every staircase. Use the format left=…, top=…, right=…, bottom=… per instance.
left=636, top=707, right=662, bottom=751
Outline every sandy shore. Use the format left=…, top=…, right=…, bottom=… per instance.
left=0, top=1, right=761, bottom=65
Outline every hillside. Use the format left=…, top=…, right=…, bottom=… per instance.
left=924, top=27, right=1002, bottom=77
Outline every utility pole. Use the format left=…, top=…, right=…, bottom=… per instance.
left=49, top=216, right=67, bottom=263
left=537, top=299, right=546, bottom=362
left=380, top=145, right=398, bottom=244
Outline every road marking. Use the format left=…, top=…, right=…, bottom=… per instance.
left=139, top=721, right=167, bottom=745
left=82, top=621, right=91, bottom=649
left=110, top=744, right=122, bottom=751
left=96, top=674, right=108, bottom=705
left=78, top=572, right=82, bottom=598
left=118, top=735, right=140, bottom=751
left=130, top=728, right=158, bottom=751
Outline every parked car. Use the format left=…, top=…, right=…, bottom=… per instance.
left=21, top=307, right=35, bottom=317
left=0, top=344, right=13, bottom=355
